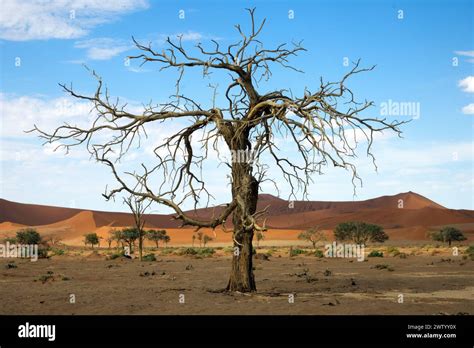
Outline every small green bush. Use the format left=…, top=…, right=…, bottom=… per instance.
left=312, top=249, right=324, bottom=258
left=109, top=252, right=124, bottom=260
left=289, top=248, right=307, bottom=257
left=368, top=250, right=384, bottom=258
left=196, top=247, right=215, bottom=256
left=142, top=253, right=156, bottom=262
left=160, top=248, right=175, bottom=255
left=223, top=246, right=234, bottom=254
left=178, top=247, right=198, bottom=256
left=465, top=245, right=474, bottom=260
left=51, top=248, right=65, bottom=256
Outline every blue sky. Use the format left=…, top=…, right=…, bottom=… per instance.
left=0, top=0, right=473, bottom=213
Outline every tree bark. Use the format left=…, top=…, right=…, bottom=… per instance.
left=226, top=163, right=259, bottom=292
left=138, top=234, right=143, bottom=261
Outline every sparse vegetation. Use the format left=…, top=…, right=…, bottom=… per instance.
left=368, top=250, right=384, bottom=258
left=334, top=222, right=388, bottom=245
left=373, top=264, right=394, bottom=271
left=202, top=235, right=213, bottom=247
left=121, top=228, right=140, bottom=253
left=142, top=253, right=157, bottom=262
left=5, top=261, right=17, bottom=269
left=289, top=248, right=307, bottom=257
left=298, top=227, right=326, bottom=248
left=312, top=249, right=324, bottom=258
left=84, top=233, right=100, bottom=249
left=146, top=229, right=168, bottom=248
left=465, top=245, right=474, bottom=260
left=256, top=231, right=265, bottom=248
left=431, top=227, right=466, bottom=247
left=386, top=246, right=400, bottom=256
left=16, top=228, right=41, bottom=245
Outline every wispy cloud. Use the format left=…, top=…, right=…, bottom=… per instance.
left=461, top=103, right=474, bottom=115
left=459, top=76, right=474, bottom=93
left=74, top=38, right=132, bottom=60
left=455, top=50, right=474, bottom=63
left=0, top=0, right=149, bottom=41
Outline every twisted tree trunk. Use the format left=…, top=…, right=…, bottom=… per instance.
left=226, top=164, right=258, bottom=292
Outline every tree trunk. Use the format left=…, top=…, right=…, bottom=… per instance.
left=226, top=165, right=259, bottom=292
left=138, top=233, right=143, bottom=261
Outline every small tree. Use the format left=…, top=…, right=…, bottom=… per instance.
left=124, top=195, right=150, bottom=261
left=111, top=229, right=124, bottom=248
left=46, top=234, right=62, bottom=246
left=196, top=232, right=204, bottom=248
left=203, top=235, right=213, bottom=247
left=122, top=228, right=140, bottom=253
left=16, top=228, right=41, bottom=245
left=432, top=227, right=466, bottom=247
left=105, top=235, right=114, bottom=249
left=162, top=235, right=170, bottom=247
left=84, top=233, right=99, bottom=249
left=146, top=229, right=166, bottom=248
left=334, top=222, right=388, bottom=245
left=298, top=227, right=326, bottom=248
left=256, top=231, right=265, bottom=248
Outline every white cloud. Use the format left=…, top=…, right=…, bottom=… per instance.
left=462, top=103, right=474, bottom=114
left=455, top=50, right=474, bottom=57
left=74, top=38, right=131, bottom=60
left=0, top=93, right=93, bottom=137
left=458, top=76, right=474, bottom=93
left=0, top=0, right=149, bottom=41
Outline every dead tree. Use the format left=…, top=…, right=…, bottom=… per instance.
left=30, top=8, right=406, bottom=292
left=123, top=195, right=150, bottom=261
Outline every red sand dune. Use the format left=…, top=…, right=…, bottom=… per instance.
left=1, top=192, right=473, bottom=245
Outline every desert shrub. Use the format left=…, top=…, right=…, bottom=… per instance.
left=16, top=228, right=41, bottom=245
left=223, top=246, right=234, bottom=254
left=431, top=227, right=466, bottom=247
left=160, top=248, right=175, bottom=255
left=334, top=222, right=388, bottom=244
left=368, top=250, right=384, bottom=258
left=108, top=251, right=124, bottom=260
left=38, top=246, right=49, bottom=259
left=398, top=252, right=408, bottom=259
left=196, top=247, right=215, bottom=256
left=298, top=227, right=326, bottom=248
left=312, top=249, right=324, bottom=258
left=373, top=264, right=389, bottom=270
left=3, top=237, right=17, bottom=243
left=5, top=262, right=17, bottom=269
left=146, top=229, right=168, bottom=248
left=465, top=245, right=474, bottom=260
left=289, top=248, right=306, bottom=257
left=177, top=247, right=198, bottom=256
left=386, top=246, right=400, bottom=256
left=84, top=233, right=100, bottom=249
left=142, top=253, right=156, bottom=262
left=202, top=235, right=213, bottom=247
left=50, top=248, right=65, bottom=256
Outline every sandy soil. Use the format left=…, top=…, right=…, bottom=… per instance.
left=0, top=250, right=472, bottom=315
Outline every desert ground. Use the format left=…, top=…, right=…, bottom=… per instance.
left=0, top=245, right=472, bottom=315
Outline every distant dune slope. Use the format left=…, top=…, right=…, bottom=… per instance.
left=1, top=192, right=473, bottom=245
